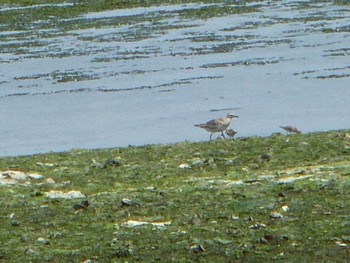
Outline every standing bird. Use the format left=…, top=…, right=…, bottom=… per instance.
left=226, top=129, right=237, bottom=139
left=280, top=125, right=301, bottom=135
left=195, top=113, right=239, bottom=140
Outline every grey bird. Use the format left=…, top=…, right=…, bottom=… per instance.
left=195, top=113, right=239, bottom=140
left=226, top=129, right=237, bottom=139
left=280, top=125, right=301, bottom=134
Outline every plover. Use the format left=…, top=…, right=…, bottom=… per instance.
left=280, top=125, right=301, bottom=134
left=226, top=129, right=237, bottom=139
left=195, top=113, right=239, bottom=140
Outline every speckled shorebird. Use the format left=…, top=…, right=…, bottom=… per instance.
left=280, top=125, right=301, bottom=134
left=226, top=129, right=237, bottom=139
left=195, top=113, right=239, bottom=140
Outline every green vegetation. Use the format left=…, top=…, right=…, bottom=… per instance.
left=1, top=130, right=350, bottom=262
left=334, top=0, right=350, bottom=5
left=0, top=0, right=260, bottom=31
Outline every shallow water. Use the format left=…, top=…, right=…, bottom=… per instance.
left=0, top=0, right=349, bottom=156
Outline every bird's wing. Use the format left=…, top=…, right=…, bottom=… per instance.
left=206, top=118, right=220, bottom=126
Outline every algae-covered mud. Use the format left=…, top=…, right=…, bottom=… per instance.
left=0, top=0, right=350, bottom=156
left=0, top=130, right=350, bottom=261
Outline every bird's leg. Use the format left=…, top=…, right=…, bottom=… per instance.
left=221, top=132, right=225, bottom=138
left=210, top=133, right=213, bottom=141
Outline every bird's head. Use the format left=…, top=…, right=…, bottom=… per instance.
left=227, top=113, right=239, bottom=119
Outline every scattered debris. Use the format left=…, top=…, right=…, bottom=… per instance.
left=36, top=162, right=55, bottom=168
left=190, top=244, right=205, bottom=253
left=246, top=216, right=254, bottom=222
left=273, top=252, right=285, bottom=259
left=44, top=190, right=86, bottom=199
left=121, top=220, right=171, bottom=229
left=335, top=241, right=348, bottom=248
left=275, top=175, right=312, bottom=184
left=270, top=212, right=284, bottom=219
left=121, top=198, right=133, bottom=207
left=243, top=179, right=261, bottom=184
left=282, top=205, right=290, bottom=212
left=332, top=236, right=350, bottom=249
left=120, top=198, right=140, bottom=207
left=91, top=157, right=122, bottom=169
left=249, top=223, right=266, bottom=229
left=226, top=180, right=244, bottom=186
left=0, top=170, right=43, bottom=186
left=258, top=237, right=269, bottom=244
left=258, top=234, right=288, bottom=244
left=178, top=163, right=191, bottom=169
left=37, top=237, right=49, bottom=245
left=231, top=215, right=239, bottom=220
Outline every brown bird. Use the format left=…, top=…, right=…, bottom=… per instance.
left=195, top=113, right=239, bottom=140
left=280, top=125, right=301, bottom=134
left=226, top=129, right=237, bottom=139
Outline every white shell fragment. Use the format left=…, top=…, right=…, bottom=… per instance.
left=335, top=241, right=348, bottom=248
left=37, top=237, right=49, bottom=244
left=275, top=175, right=312, bottom=184
left=44, top=190, right=86, bottom=199
left=178, top=163, right=191, bottom=169
left=0, top=170, right=43, bottom=186
left=270, top=212, right=284, bottom=219
left=335, top=240, right=348, bottom=247
left=231, top=215, right=239, bottom=220
left=28, top=173, right=43, bottom=180
left=121, top=198, right=133, bottom=206
left=122, top=220, right=171, bottom=229
left=249, top=223, right=266, bottom=229
left=282, top=205, right=290, bottom=212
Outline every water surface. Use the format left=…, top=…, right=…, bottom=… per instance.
left=0, top=0, right=349, bottom=156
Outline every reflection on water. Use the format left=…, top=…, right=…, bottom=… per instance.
left=0, top=1, right=349, bottom=156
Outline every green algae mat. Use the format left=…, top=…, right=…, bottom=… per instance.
left=1, top=0, right=350, bottom=261
left=1, top=130, right=350, bottom=262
